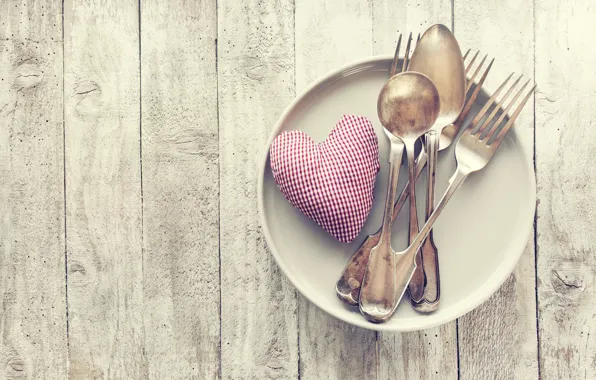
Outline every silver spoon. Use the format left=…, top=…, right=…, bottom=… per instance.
left=359, top=72, right=440, bottom=323
left=406, top=24, right=465, bottom=311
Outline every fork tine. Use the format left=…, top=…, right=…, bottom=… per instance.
left=474, top=74, right=523, bottom=137
left=484, top=79, right=531, bottom=142
left=465, top=54, right=488, bottom=92
left=463, top=53, right=476, bottom=75
left=453, top=58, right=494, bottom=127
left=491, top=85, right=536, bottom=148
left=417, top=33, right=421, bottom=43
left=462, top=48, right=471, bottom=61
left=402, top=32, right=413, bottom=72
left=390, top=33, right=403, bottom=77
left=467, top=72, right=514, bottom=134
left=464, top=50, right=480, bottom=76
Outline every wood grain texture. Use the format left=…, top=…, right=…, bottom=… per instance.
left=64, top=0, right=145, bottom=378
left=0, top=1, right=67, bottom=378
left=140, top=1, right=219, bottom=379
left=372, top=0, right=452, bottom=55
left=218, top=1, right=299, bottom=379
left=454, top=0, right=538, bottom=379
left=535, top=1, right=596, bottom=379
left=371, top=2, right=458, bottom=379
left=294, top=1, right=378, bottom=379
left=6, top=2, right=596, bottom=379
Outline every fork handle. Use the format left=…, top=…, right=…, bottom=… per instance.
left=335, top=231, right=380, bottom=305
left=391, top=167, right=470, bottom=309
left=411, top=168, right=468, bottom=251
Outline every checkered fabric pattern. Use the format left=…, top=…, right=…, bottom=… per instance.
left=269, top=115, right=380, bottom=243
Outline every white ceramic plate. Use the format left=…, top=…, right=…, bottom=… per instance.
left=257, top=56, right=536, bottom=331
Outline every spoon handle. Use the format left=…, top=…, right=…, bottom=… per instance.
left=405, top=139, right=423, bottom=303
left=336, top=149, right=427, bottom=306
left=359, top=140, right=404, bottom=322
left=412, top=131, right=441, bottom=312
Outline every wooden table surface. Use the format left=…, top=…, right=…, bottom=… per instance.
left=1, top=0, right=594, bottom=379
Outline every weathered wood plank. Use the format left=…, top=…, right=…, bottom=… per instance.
left=0, top=1, right=67, bottom=378
left=294, top=1, right=378, bottom=379
left=372, top=0, right=453, bottom=55
left=371, top=2, right=458, bottom=379
left=218, top=1, right=299, bottom=379
left=454, top=0, right=538, bottom=379
left=535, top=1, right=596, bottom=379
left=63, top=0, right=145, bottom=377
left=140, top=1, right=220, bottom=379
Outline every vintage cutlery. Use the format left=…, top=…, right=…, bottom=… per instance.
left=406, top=24, right=466, bottom=310
left=359, top=72, right=440, bottom=323
left=389, top=32, right=419, bottom=76
left=335, top=32, right=414, bottom=306
left=336, top=49, right=494, bottom=307
left=375, top=74, right=535, bottom=319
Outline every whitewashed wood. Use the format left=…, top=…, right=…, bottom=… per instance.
left=140, top=1, right=220, bottom=379
left=0, top=1, right=67, bottom=378
left=4, top=3, right=596, bottom=378
left=295, top=1, right=373, bottom=88
left=535, top=1, right=596, bottom=379
left=454, top=1, right=538, bottom=379
left=371, top=2, right=458, bottom=379
left=218, top=1, right=299, bottom=379
left=294, top=2, right=378, bottom=379
left=63, top=1, right=145, bottom=377
left=372, top=0, right=453, bottom=55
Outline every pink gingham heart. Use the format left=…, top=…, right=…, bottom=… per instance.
left=269, top=115, right=380, bottom=243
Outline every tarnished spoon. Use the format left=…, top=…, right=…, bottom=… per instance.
left=359, top=72, right=439, bottom=322
left=406, top=24, right=465, bottom=311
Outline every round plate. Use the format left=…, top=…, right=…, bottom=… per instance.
left=257, top=56, right=536, bottom=331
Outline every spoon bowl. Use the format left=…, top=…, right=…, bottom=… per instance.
left=378, top=72, right=441, bottom=140
left=409, top=24, right=466, bottom=136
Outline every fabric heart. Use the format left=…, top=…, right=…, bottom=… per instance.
left=269, top=115, right=380, bottom=243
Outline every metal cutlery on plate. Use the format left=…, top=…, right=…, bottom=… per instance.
left=336, top=24, right=535, bottom=323
left=359, top=70, right=440, bottom=322
left=406, top=24, right=466, bottom=311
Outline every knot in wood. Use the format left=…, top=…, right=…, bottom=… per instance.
left=13, top=58, right=43, bottom=90
left=550, top=268, right=586, bottom=296
left=4, top=357, right=25, bottom=378
left=68, top=260, right=90, bottom=287
left=72, top=80, right=103, bottom=117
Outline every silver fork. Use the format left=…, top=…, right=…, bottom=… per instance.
left=386, top=74, right=536, bottom=313
left=335, top=47, right=493, bottom=307
left=389, top=32, right=419, bottom=76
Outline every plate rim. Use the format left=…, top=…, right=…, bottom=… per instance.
left=257, top=54, right=537, bottom=331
